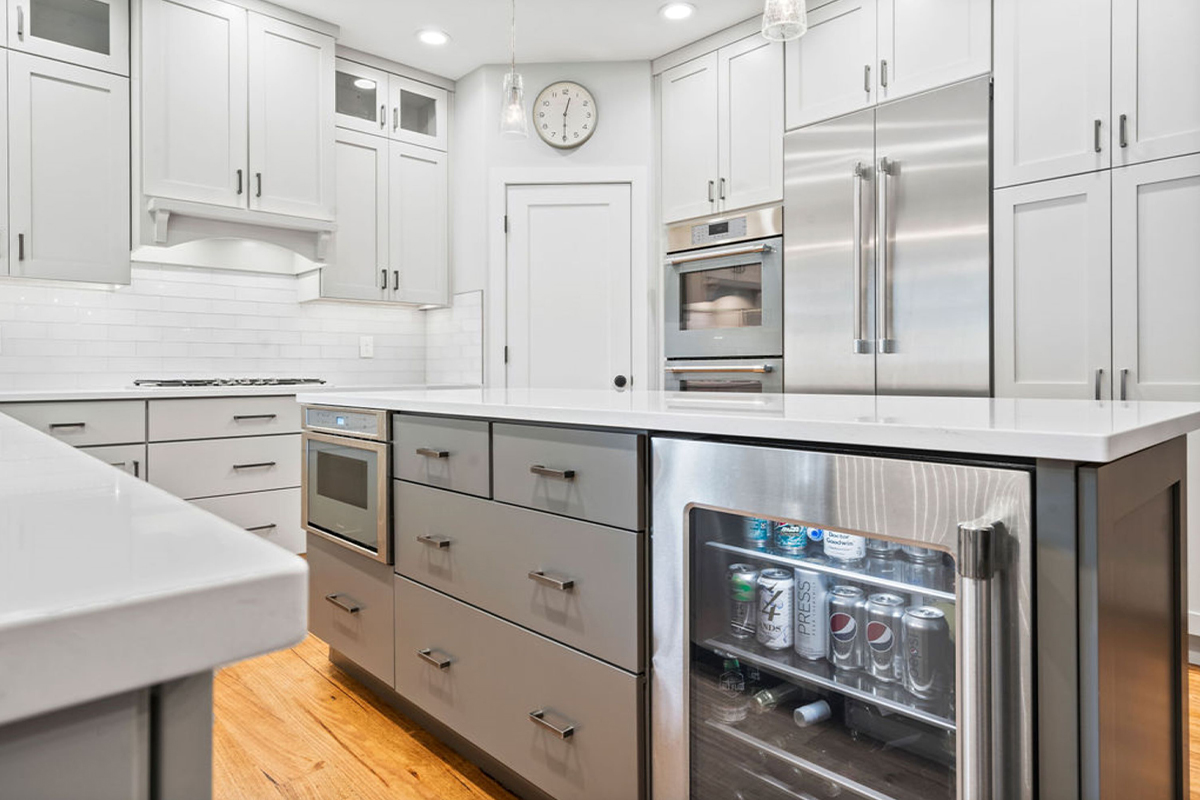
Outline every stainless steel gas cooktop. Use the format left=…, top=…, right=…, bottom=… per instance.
left=132, top=378, right=327, bottom=388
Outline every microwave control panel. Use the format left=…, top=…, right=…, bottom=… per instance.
left=305, top=407, right=381, bottom=439
left=691, top=215, right=747, bottom=246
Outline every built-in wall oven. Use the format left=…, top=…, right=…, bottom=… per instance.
left=664, top=206, right=783, bottom=392
left=302, top=406, right=391, bottom=564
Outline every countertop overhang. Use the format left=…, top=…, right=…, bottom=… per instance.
left=0, top=413, right=308, bottom=726
left=297, top=388, right=1200, bottom=463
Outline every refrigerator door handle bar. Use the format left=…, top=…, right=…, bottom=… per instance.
left=852, top=162, right=870, bottom=354
left=876, top=157, right=896, bottom=354
left=957, top=522, right=997, bottom=800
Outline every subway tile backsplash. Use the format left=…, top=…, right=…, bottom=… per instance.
left=0, top=265, right=483, bottom=390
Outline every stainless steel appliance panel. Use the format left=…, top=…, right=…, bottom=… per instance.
left=874, top=76, right=991, bottom=396
left=666, top=205, right=783, bottom=253
left=783, top=107, right=877, bottom=393
left=664, top=358, right=784, bottom=393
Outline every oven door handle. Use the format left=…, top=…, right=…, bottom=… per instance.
left=666, top=365, right=774, bottom=375
left=668, top=243, right=770, bottom=266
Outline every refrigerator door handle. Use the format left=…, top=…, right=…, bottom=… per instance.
left=957, top=522, right=998, bottom=800
left=876, top=157, right=896, bottom=354
left=852, top=162, right=871, bottom=354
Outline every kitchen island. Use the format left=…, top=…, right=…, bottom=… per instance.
left=297, top=387, right=1200, bottom=800
left=0, top=410, right=307, bottom=800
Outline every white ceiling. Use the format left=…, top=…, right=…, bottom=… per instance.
left=271, top=0, right=764, bottom=79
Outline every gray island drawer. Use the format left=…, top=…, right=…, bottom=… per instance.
left=393, top=414, right=490, bottom=498
left=394, top=480, right=641, bottom=671
left=393, top=576, right=641, bottom=800
left=492, top=423, right=644, bottom=530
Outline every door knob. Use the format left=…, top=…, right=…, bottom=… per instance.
left=613, top=374, right=629, bottom=389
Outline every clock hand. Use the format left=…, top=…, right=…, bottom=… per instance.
left=562, top=97, right=571, bottom=139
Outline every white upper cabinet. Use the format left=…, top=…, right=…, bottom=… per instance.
left=1111, top=154, right=1200, bottom=401
left=1111, top=0, right=1200, bottom=166
left=785, top=0, right=876, bottom=130
left=8, top=0, right=129, bottom=75
left=141, top=0, right=247, bottom=209
left=718, top=35, right=783, bottom=214
left=660, top=52, right=719, bottom=223
left=247, top=11, right=334, bottom=220
left=875, top=0, right=989, bottom=104
left=389, top=74, right=447, bottom=152
left=325, top=129, right=388, bottom=302
left=994, top=0, right=1111, bottom=188
left=335, top=57, right=388, bottom=136
left=8, top=53, right=129, bottom=284
left=389, top=142, right=448, bottom=305
left=993, top=172, right=1112, bottom=399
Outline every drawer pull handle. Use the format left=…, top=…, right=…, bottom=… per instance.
left=325, top=593, right=361, bottom=614
left=417, top=534, right=451, bottom=549
left=233, top=461, right=276, bottom=470
left=528, top=710, right=575, bottom=740
left=417, top=648, right=453, bottom=670
left=245, top=523, right=277, bottom=532
left=530, top=465, right=576, bottom=481
left=416, top=447, right=450, bottom=459
left=233, top=414, right=277, bottom=422
left=528, top=570, right=575, bottom=591
left=49, top=422, right=87, bottom=430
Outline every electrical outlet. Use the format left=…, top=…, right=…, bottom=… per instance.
left=359, top=335, right=374, bottom=359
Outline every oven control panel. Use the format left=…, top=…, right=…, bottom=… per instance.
left=304, top=407, right=383, bottom=439
left=691, top=215, right=748, bottom=246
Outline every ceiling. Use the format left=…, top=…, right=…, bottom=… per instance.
left=271, top=0, right=764, bottom=80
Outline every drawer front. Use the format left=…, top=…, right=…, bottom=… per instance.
left=393, top=414, right=490, bottom=498
left=192, top=488, right=303, bottom=554
left=148, top=396, right=300, bottom=441
left=149, top=434, right=300, bottom=499
left=308, top=534, right=395, bottom=687
left=0, top=401, right=144, bottom=447
left=79, top=444, right=148, bottom=481
left=394, top=481, right=641, bottom=671
left=492, top=423, right=644, bottom=530
left=394, top=577, right=642, bottom=800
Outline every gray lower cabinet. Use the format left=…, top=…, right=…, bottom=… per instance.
left=394, top=576, right=642, bottom=800
left=308, top=534, right=395, bottom=687
left=393, top=414, right=491, bottom=497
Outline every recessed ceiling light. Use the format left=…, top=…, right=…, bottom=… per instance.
left=660, top=2, right=695, bottom=20
left=417, top=29, right=450, bottom=46
left=352, top=78, right=375, bottom=90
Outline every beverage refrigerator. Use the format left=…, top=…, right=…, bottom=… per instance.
left=651, top=437, right=1034, bottom=800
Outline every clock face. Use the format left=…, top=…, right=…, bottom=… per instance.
left=533, top=82, right=597, bottom=149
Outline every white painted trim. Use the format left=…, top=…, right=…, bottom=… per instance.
left=229, top=0, right=337, bottom=37
left=652, top=16, right=762, bottom=75
left=336, top=46, right=456, bottom=92
left=487, top=167, right=652, bottom=391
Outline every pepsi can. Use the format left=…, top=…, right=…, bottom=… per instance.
left=824, top=531, right=867, bottom=563
left=728, top=564, right=759, bottom=638
left=744, top=518, right=772, bottom=550
left=774, top=524, right=808, bottom=555
left=865, top=593, right=906, bottom=683
left=756, top=569, right=794, bottom=650
left=828, top=584, right=868, bottom=671
left=902, top=546, right=952, bottom=596
left=792, top=567, right=829, bottom=661
left=903, top=606, right=952, bottom=700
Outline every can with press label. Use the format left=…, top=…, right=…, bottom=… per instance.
left=792, top=566, right=829, bottom=661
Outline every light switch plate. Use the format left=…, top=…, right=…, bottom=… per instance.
left=359, top=335, right=374, bottom=358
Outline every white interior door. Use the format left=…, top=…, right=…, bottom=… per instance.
left=660, top=53, right=718, bottom=223
left=326, top=129, right=388, bottom=302
left=718, top=35, right=783, bottom=213
left=505, top=184, right=632, bottom=391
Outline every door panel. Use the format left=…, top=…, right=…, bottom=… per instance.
left=388, top=75, right=448, bottom=152
left=325, top=130, right=388, bottom=302
left=247, top=12, right=334, bottom=219
left=141, top=0, right=246, bottom=208
left=8, top=53, right=129, bottom=284
left=334, top=57, right=388, bottom=136
left=994, top=173, right=1112, bottom=399
left=874, top=77, right=990, bottom=396
left=1112, top=154, right=1200, bottom=401
left=506, top=184, right=632, bottom=390
left=660, top=53, right=718, bottom=223
left=784, top=0, right=876, bottom=130
left=876, top=0, right=990, bottom=103
left=783, top=108, right=877, bottom=394
left=389, top=143, right=448, bottom=305
left=718, top=36, right=783, bottom=212
left=8, top=0, right=129, bottom=76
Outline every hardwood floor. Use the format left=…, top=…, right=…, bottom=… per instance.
left=213, top=634, right=515, bottom=800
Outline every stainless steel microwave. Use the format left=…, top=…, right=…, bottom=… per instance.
left=302, top=406, right=391, bottom=564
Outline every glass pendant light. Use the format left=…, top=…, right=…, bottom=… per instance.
left=499, top=0, right=528, bottom=137
left=762, top=0, right=808, bottom=42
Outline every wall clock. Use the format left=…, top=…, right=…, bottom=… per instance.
left=533, top=81, right=597, bottom=149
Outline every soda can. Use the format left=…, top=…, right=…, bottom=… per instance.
left=828, top=584, right=868, bottom=671
left=865, top=593, right=907, bottom=683
left=824, top=531, right=867, bottom=563
left=902, top=606, right=952, bottom=700
left=792, top=567, right=829, bottom=660
left=775, top=524, right=808, bottom=555
left=728, top=563, right=760, bottom=639
left=756, top=569, right=794, bottom=650
left=744, top=518, right=772, bottom=550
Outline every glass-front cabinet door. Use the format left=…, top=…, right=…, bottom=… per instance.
left=389, top=74, right=448, bottom=152
left=9, top=0, right=129, bottom=75
left=335, top=57, right=388, bottom=136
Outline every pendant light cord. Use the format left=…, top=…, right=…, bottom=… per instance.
left=510, top=0, right=517, bottom=79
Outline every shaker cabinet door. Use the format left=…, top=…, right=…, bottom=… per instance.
left=325, top=129, right=389, bottom=302
left=993, top=172, right=1112, bottom=399
left=388, top=74, right=448, bottom=152
left=389, top=143, right=448, bottom=305
left=784, top=0, right=876, bottom=130
left=1111, top=154, right=1200, bottom=401
left=875, top=0, right=989, bottom=104
left=718, top=36, right=783, bottom=213
left=8, top=0, right=129, bottom=76
left=247, top=12, right=335, bottom=220
left=334, top=57, right=388, bottom=136
left=141, top=0, right=247, bottom=208
left=8, top=53, right=129, bottom=284
left=660, top=52, right=719, bottom=223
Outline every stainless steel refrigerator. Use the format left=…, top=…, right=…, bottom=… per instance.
left=783, top=76, right=991, bottom=396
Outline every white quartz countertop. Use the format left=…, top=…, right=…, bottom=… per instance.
left=0, top=383, right=440, bottom=402
left=0, top=412, right=308, bottom=726
left=297, top=387, right=1200, bottom=463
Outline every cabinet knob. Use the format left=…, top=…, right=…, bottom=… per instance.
left=613, top=374, right=628, bottom=389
